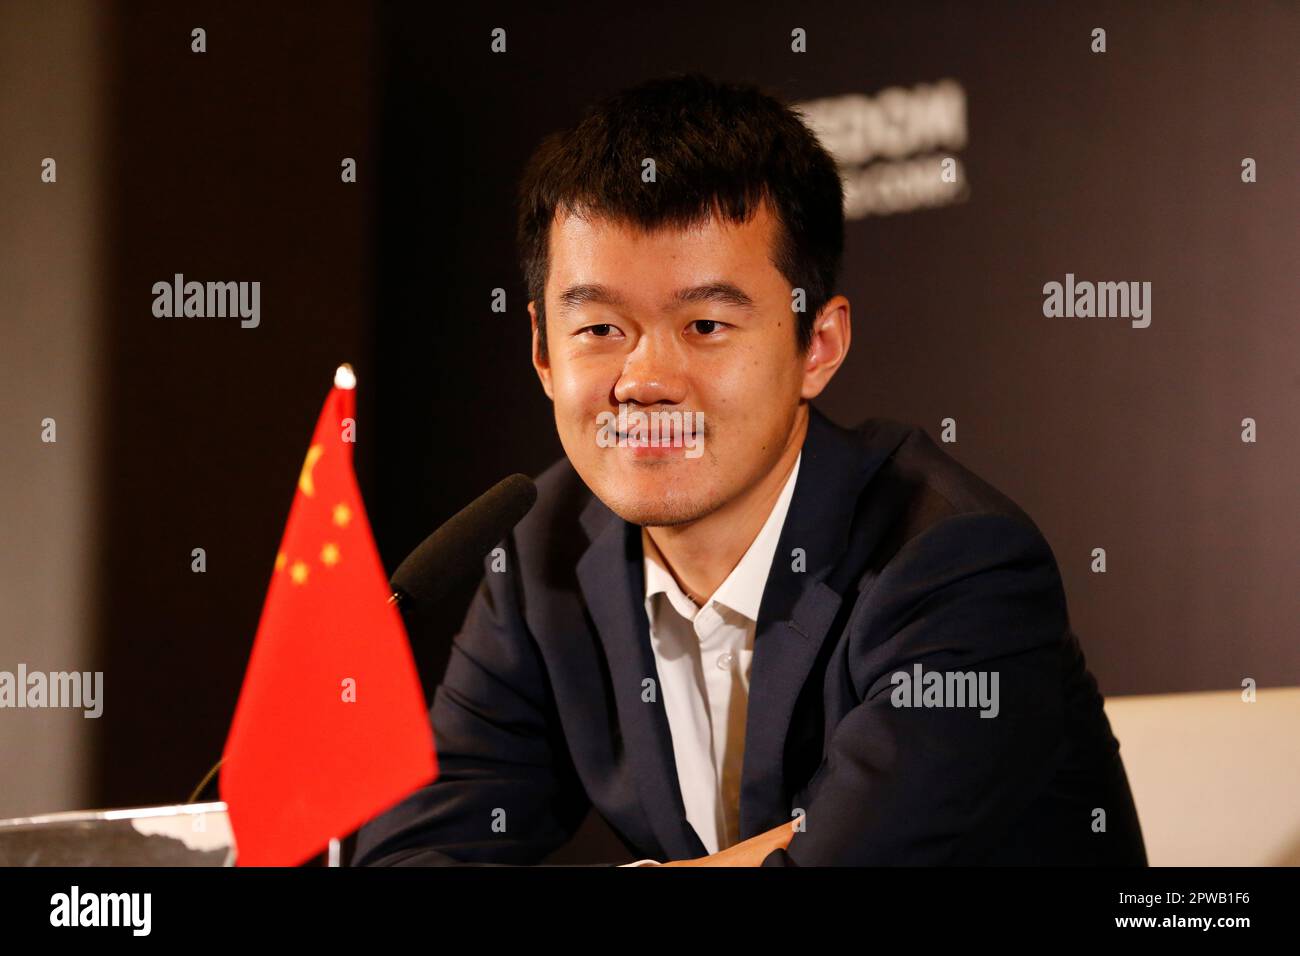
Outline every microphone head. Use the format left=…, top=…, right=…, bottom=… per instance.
left=390, top=473, right=538, bottom=607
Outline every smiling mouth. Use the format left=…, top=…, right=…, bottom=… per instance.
left=615, top=432, right=703, bottom=443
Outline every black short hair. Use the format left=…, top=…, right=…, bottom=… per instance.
left=516, top=72, right=845, bottom=362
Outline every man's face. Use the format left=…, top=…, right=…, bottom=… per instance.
left=530, top=200, right=832, bottom=527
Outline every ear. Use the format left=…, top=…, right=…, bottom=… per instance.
left=529, top=301, right=554, bottom=400
left=799, top=295, right=851, bottom=400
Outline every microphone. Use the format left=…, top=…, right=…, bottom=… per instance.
left=388, top=473, right=538, bottom=609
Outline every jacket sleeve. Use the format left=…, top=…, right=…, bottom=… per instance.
left=350, top=540, right=597, bottom=866
left=762, top=511, right=1071, bottom=866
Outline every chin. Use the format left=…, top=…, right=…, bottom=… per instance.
left=594, top=482, right=723, bottom=528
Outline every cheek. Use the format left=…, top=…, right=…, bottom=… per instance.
left=700, top=346, right=786, bottom=408
left=548, top=359, right=603, bottom=413
left=702, top=352, right=799, bottom=438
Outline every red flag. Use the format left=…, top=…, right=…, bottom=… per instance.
left=221, top=365, right=436, bottom=866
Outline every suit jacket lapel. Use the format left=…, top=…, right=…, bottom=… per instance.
left=576, top=505, right=707, bottom=860
left=737, top=406, right=909, bottom=838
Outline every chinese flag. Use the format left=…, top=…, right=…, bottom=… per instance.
left=221, top=365, right=436, bottom=866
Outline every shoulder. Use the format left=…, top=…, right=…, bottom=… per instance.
left=506, top=453, right=597, bottom=579
left=854, top=417, right=1035, bottom=519
left=837, top=419, right=1070, bottom=665
left=844, top=416, right=1052, bottom=561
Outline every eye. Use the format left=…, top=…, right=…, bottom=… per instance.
left=691, top=319, right=727, bottom=335
left=578, top=323, right=619, bottom=337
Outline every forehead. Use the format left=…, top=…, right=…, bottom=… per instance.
left=545, top=201, right=781, bottom=293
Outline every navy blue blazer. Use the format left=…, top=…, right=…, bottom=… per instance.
left=352, top=405, right=1147, bottom=866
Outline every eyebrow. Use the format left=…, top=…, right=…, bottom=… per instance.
left=555, top=281, right=757, bottom=317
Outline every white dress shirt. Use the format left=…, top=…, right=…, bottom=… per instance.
left=619, top=453, right=801, bottom=866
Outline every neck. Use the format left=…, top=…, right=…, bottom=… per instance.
left=645, top=404, right=808, bottom=606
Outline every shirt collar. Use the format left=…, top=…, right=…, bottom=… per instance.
left=643, top=452, right=802, bottom=625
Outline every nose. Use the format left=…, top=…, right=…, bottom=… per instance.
left=612, top=331, right=688, bottom=407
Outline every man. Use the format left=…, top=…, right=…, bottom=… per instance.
left=351, top=73, right=1146, bottom=866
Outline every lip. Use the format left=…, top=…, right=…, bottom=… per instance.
left=615, top=433, right=693, bottom=458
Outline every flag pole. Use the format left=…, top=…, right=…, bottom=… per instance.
left=327, top=361, right=353, bottom=869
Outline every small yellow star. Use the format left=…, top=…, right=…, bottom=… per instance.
left=289, top=561, right=309, bottom=585
left=298, top=445, right=324, bottom=498
left=332, top=503, right=352, bottom=527
left=274, top=552, right=286, bottom=571
left=320, top=542, right=340, bottom=566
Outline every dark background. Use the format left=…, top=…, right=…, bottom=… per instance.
left=3, top=1, right=1296, bottom=857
